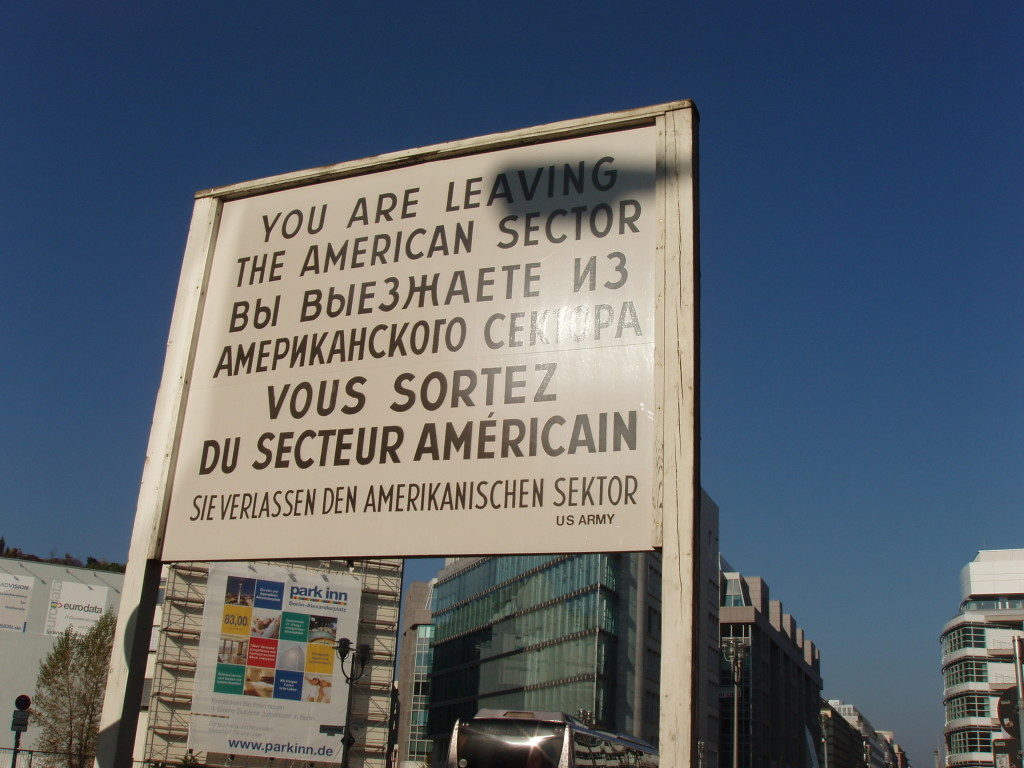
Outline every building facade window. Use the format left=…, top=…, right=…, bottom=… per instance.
left=429, top=553, right=660, bottom=747
left=945, top=694, right=990, bottom=721
left=647, top=563, right=662, bottom=599
left=942, top=625, right=987, bottom=654
left=961, top=598, right=1024, bottom=612
left=947, top=728, right=993, bottom=754
left=721, top=575, right=749, bottom=607
left=408, top=623, right=434, bottom=762
left=944, top=660, right=988, bottom=687
left=646, top=607, right=661, bottom=635
left=433, top=555, right=617, bottom=615
left=644, top=647, right=660, bottom=682
left=140, top=678, right=153, bottom=711
left=433, top=556, right=618, bottom=642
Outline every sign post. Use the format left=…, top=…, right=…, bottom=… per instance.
left=98, top=101, right=699, bottom=767
left=1015, top=636, right=1024, bottom=753
left=999, top=686, right=1020, bottom=738
left=994, top=739, right=1021, bottom=768
left=10, top=695, right=30, bottom=768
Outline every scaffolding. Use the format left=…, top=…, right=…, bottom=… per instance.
left=144, top=562, right=206, bottom=762
left=141, top=559, right=402, bottom=768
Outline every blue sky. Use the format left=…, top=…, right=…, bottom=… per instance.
left=2, top=2, right=1022, bottom=763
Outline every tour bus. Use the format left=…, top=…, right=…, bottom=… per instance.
left=445, top=709, right=659, bottom=768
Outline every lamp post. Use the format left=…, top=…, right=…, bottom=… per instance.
left=1014, top=636, right=1024, bottom=757
left=721, top=637, right=749, bottom=768
left=821, top=710, right=830, bottom=768
left=335, top=638, right=371, bottom=768
left=10, top=695, right=31, bottom=768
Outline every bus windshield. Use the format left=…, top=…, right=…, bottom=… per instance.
left=456, top=718, right=565, bottom=768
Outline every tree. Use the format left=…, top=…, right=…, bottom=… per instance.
left=33, top=611, right=116, bottom=768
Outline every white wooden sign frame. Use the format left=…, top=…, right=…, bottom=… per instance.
left=98, top=101, right=699, bottom=767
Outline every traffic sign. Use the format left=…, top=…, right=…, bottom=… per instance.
left=998, top=687, right=1020, bottom=738
left=994, top=738, right=1021, bottom=768
left=11, top=696, right=31, bottom=734
left=11, top=711, right=29, bottom=732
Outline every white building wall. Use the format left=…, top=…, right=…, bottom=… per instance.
left=960, top=550, right=1024, bottom=602
left=0, top=558, right=124, bottom=753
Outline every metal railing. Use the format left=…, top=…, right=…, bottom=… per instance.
left=0, top=750, right=207, bottom=768
left=0, top=747, right=95, bottom=768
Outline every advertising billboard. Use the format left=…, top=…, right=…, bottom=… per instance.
left=0, top=571, right=33, bottom=633
left=45, top=580, right=108, bottom=634
left=188, top=562, right=362, bottom=760
left=161, top=121, right=673, bottom=561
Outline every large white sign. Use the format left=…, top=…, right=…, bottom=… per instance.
left=45, top=580, right=108, bottom=634
left=188, top=563, right=362, bottom=761
left=162, top=126, right=660, bottom=560
left=0, top=571, right=33, bottom=633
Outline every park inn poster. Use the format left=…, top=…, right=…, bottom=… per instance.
left=188, top=563, right=362, bottom=760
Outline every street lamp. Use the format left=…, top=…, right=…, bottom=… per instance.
left=722, top=636, right=749, bottom=768
left=820, top=710, right=830, bottom=768
left=335, top=638, right=372, bottom=768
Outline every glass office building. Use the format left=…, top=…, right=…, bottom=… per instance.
left=397, top=580, right=435, bottom=768
left=427, top=552, right=663, bottom=748
left=407, top=622, right=435, bottom=762
left=718, top=569, right=823, bottom=768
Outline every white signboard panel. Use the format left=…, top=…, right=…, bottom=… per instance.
left=188, top=563, right=362, bottom=761
left=162, top=126, right=660, bottom=560
left=45, top=580, right=108, bottom=634
left=0, top=571, right=33, bottom=633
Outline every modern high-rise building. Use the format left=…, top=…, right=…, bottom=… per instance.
left=395, top=580, right=435, bottom=768
left=877, top=732, right=909, bottom=768
left=426, top=552, right=660, bottom=745
left=940, top=549, right=1024, bottom=768
left=820, top=699, right=869, bottom=768
left=719, top=567, right=822, bottom=768
left=425, top=493, right=720, bottom=763
left=829, top=701, right=897, bottom=768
